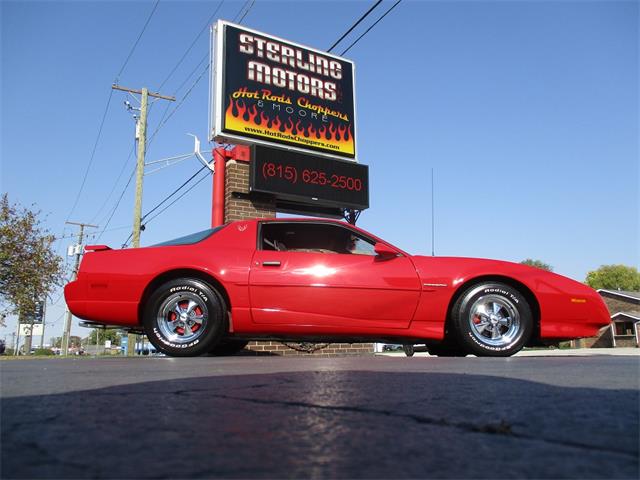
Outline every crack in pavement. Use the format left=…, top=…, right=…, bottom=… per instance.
left=1, top=414, right=61, bottom=431
left=3, top=439, right=89, bottom=473
left=203, top=393, right=638, bottom=459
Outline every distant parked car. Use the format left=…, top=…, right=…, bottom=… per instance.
left=382, top=344, right=403, bottom=352
left=65, top=219, right=611, bottom=358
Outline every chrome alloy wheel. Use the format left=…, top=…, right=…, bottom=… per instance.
left=157, top=292, right=208, bottom=344
left=468, top=294, right=521, bottom=347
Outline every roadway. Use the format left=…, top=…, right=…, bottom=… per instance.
left=1, top=354, right=638, bottom=479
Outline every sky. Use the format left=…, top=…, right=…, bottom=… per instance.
left=1, top=0, right=638, bottom=346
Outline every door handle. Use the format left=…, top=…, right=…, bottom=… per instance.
left=262, top=261, right=281, bottom=267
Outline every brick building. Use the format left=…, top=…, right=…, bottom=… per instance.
left=577, top=290, right=640, bottom=348
left=598, top=290, right=640, bottom=348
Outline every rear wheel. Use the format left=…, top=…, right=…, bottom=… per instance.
left=144, top=278, right=226, bottom=357
left=452, top=282, right=532, bottom=357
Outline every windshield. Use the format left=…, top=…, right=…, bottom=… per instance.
left=152, top=225, right=226, bottom=247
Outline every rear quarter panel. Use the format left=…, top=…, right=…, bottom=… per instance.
left=65, top=222, right=257, bottom=326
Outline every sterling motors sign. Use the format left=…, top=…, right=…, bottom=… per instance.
left=211, top=21, right=357, bottom=160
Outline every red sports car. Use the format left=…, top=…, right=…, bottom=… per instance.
left=64, top=218, right=610, bottom=357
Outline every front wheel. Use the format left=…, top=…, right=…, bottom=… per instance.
left=143, top=279, right=227, bottom=357
left=452, top=282, right=532, bottom=357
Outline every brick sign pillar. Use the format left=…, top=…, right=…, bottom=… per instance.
left=223, top=159, right=375, bottom=357
left=224, top=160, right=275, bottom=221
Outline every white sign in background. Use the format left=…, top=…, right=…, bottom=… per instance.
left=19, top=324, right=44, bottom=336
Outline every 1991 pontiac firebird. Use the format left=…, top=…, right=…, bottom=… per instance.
left=64, top=218, right=610, bottom=357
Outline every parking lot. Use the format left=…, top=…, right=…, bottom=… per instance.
left=1, top=354, right=638, bottom=479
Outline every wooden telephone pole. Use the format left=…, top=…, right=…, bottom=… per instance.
left=112, top=84, right=174, bottom=355
left=62, top=221, right=98, bottom=355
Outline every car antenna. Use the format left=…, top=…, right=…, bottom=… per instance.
left=431, top=167, right=435, bottom=256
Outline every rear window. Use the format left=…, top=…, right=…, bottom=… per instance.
left=152, top=225, right=226, bottom=247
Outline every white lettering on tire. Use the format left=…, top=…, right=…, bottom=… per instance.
left=153, top=327, right=200, bottom=349
left=483, top=288, right=519, bottom=303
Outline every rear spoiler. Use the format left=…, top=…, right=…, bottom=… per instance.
left=84, top=245, right=112, bottom=252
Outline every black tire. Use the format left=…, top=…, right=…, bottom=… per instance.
left=402, top=344, right=415, bottom=357
left=427, top=343, right=468, bottom=357
left=143, top=278, right=227, bottom=357
left=452, top=282, right=532, bottom=357
left=208, top=339, right=249, bottom=356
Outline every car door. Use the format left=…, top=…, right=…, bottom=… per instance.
left=249, top=222, right=421, bottom=330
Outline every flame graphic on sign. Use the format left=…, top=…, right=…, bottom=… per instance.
left=224, top=98, right=355, bottom=155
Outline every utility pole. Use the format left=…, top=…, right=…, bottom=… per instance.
left=24, top=299, right=44, bottom=354
left=39, top=300, right=47, bottom=350
left=112, top=85, right=175, bottom=356
left=14, top=318, right=20, bottom=356
left=62, top=221, right=98, bottom=355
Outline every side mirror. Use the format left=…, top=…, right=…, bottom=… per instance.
left=374, top=242, right=397, bottom=260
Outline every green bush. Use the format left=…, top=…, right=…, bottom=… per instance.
left=33, top=348, right=55, bottom=356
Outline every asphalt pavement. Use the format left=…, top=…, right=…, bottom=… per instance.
left=1, top=355, right=638, bottom=479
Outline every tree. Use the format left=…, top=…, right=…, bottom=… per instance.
left=520, top=259, right=553, bottom=271
left=0, top=194, right=64, bottom=326
left=585, top=265, right=640, bottom=291
left=86, top=328, right=121, bottom=346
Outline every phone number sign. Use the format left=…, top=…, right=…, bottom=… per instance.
left=250, top=146, right=369, bottom=210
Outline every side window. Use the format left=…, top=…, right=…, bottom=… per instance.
left=260, top=223, right=376, bottom=255
left=348, top=235, right=376, bottom=256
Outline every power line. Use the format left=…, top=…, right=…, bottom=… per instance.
left=152, top=52, right=209, bottom=140
left=112, top=0, right=392, bottom=244
left=340, top=0, right=402, bottom=56
left=235, top=0, right=255, bottom=24
left=95, top=65, right=203, bottom=242
left=149, top=1, right=249, bottom=150
left=115, top=0, right=162, bottom=83
left=112, top=1, right=255, bottom=248
left=91, top=141, right=136, bottom=224
left=174, top=52, right=209, bottom=94
left=95, top=166, right=136, bottom=243
left=54, top=225, right=129, bottom=242
left=141, top=165, right=208, bottom=221
left=120, top=163, right=210, bottom=248
left=327, top=0, right=383, bottom=52
left=64, top=88, right=114, bottom=223
left=135, top=0, right=395, bottom=242
left=141, top=0, right=392, bottom=241
left=156, top=0, right=226, bottom=92
left=66, top=0, right=161, bottom=234
left=147, top=62, right=210, bottom=144
left=150, top=0, right=254, bottom=142
left=121, top=232, right=134, bottom=249
left=232, top=0, right=252, bottom=22
left=120, top=2, right=258, bottom=243
left=143, top=170, right=210, bottom=226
